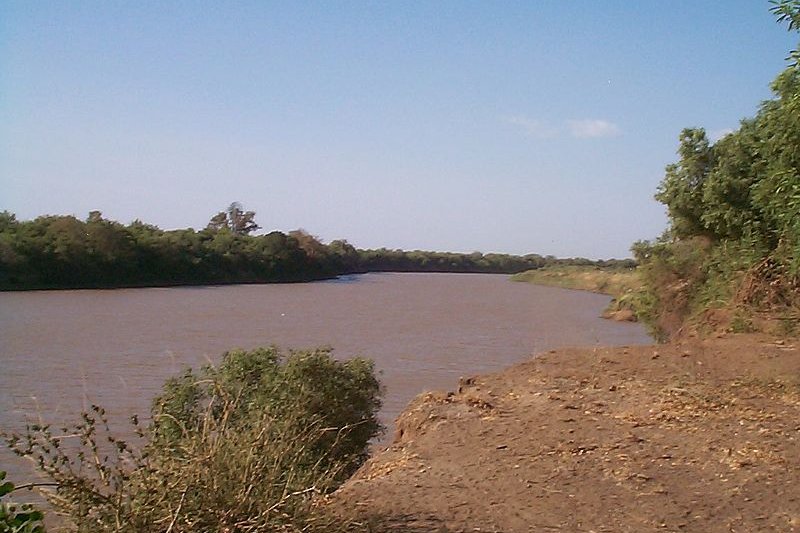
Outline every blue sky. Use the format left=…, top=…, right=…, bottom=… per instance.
left=1, top=1, right=797, bottom=258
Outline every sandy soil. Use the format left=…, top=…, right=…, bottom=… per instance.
left=331, top=334, right=800, bottom=532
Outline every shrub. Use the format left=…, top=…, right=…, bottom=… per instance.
left=6, top=347, right=383, bottom=532
left=631, top=237, right=711, bottom=340
left=152, top=346, right=384, bottom=485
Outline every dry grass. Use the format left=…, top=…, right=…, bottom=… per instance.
left=512, top=265, right=642, bottom=298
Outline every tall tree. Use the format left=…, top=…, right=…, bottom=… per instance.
left=206, top=202, right=260, bottom=235
left=655, top=128, right=714, bottom=238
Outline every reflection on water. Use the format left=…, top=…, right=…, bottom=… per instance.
left=0, top=273, right=651, bottom=482
left=323, top=273, right=362, bottom=284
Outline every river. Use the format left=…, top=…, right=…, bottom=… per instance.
left=0, top=272, right=651, bottom=484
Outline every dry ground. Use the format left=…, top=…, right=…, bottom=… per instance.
left=330, top=334, right=800, bottom=532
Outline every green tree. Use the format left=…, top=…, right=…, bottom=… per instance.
left=700, top=119, right=764, bottom=240
left=655, top=128, right=714, bottom=238
left=288, top=229, right=327, bottom=259
left=207, top=202, right=260, bottom=235
left=636, top=3, right=800, bottom=336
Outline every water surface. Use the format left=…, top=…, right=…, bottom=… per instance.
left=0, top=273, right=651, bottom=482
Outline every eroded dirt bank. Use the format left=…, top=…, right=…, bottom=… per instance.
left=331, top=335, right=800, bottom=532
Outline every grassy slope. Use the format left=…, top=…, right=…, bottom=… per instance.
left=511, top=265, right=641, bottom=297
left=511, top=265, right=643, bottom=321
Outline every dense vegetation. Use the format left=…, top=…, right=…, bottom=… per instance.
left=0, top=207, right=347, bottom=289
left=0, top=202, right=632, bottom=291
left=6, top=347, right=383, bottom=532
left=634, top=2, right=800, bottom=339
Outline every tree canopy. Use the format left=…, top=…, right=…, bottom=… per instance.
left=635, top=4, right=800, bottom=338
left=0, top=204, right=619, bottom=290
left=206, top=202, right=260, bottom=235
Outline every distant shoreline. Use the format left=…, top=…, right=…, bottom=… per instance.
left=0, top=273, right=341, bottom=292
left=0, top=269, right=524, bottom=292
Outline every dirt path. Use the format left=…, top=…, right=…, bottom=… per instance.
left=331, top=334, right=800, bottom=532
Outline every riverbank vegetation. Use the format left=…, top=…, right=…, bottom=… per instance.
left=0, top=204, right=628, bottom=291
left=511, top=264, right=639, bottom=296
left=511, top=264, right=641, bottom=321
left=631, top=2, right=800, bottom=340
left=5, top=347, right=383, bottom=532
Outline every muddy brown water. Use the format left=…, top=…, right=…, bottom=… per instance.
left=0, top=272, right=651, bottom=486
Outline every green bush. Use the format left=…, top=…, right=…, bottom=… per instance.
left=632, top=237, right=710, bottom=340
left=6, top=347, right=383, bottom=532
left=152, top=346, right=384, bottom=485
left=635, top=4, right=800, bottom=336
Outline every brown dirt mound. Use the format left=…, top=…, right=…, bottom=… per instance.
left=602, top=308, right=637, bottom=322
left=330, top=334, right=800, bottom=532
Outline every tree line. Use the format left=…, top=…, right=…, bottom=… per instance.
left=634, top=1, right=800, bottom=338
left=0, top=204, right=631, bottom=290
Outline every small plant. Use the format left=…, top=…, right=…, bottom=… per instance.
left=0, top=471, right=46, bottom=533
left=729, top=313, right=757, bottom=334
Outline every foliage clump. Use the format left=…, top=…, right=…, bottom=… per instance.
left=633, top=3, right=800, bottom=339
left=152, top=346, right=383, bottom=485
left=6, top=347, right=383, bottom=532
left=0, top=471, right=45, bottom=533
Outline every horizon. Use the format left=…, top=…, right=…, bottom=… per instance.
left=2, top=2, right=797, bottom=259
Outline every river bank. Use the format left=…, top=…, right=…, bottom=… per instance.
left=330, top=333, right=800, bottom=532
left=512, top=265, right=642, bottom=322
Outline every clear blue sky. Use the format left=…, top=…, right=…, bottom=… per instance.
left=1, top=1, right=797, bottom=258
